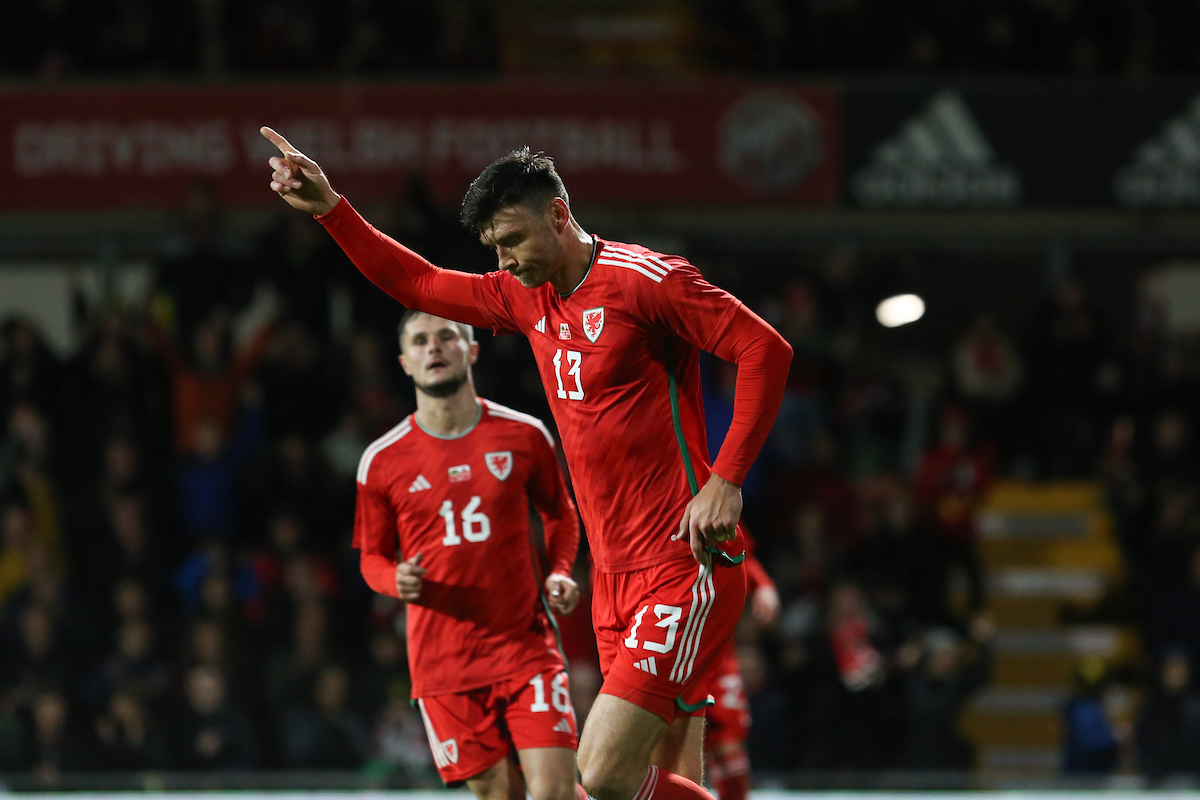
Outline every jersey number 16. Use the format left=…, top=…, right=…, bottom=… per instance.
left=439, top=496, right=490, bottom=545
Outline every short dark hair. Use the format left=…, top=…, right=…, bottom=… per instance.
left=460, top=147, right=569, bottom=233
left=397, top=309, right=475, bottom=349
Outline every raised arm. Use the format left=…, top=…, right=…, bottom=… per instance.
left=261, top=127, right=520, bottom=333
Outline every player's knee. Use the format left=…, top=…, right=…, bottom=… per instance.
left=525, top=773, right=575, bottom=800
left=579, top=760, right=634, bottom=800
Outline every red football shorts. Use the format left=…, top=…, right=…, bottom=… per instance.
left=704, top=640, right=750, bottom=748
left=593, top=555, right=747, bottom=723
left=416, top=665, right=579, bottom=784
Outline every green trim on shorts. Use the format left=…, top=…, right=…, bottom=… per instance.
left=676, top=694, right=716, bottom=713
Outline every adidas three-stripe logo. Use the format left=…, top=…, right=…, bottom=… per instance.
left=633, top=656, right=658, bottom=676
left=1116, top=93, right=1200, bottom=208
left=408, top=475, right=431, bottom=493
left=853, top=89, right=1020, bottom=208
left=552, top=717, right=573, bottom=733
left=535, top=316, right=547, bottom=334
left=598, top=245, right=675, bottom=284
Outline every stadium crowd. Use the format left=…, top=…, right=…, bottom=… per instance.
left=3, top=0, right=1200, bottom=78
left=0, top=180, right=1196, bottom=780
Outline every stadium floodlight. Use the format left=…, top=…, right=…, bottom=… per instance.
left=876, top=293, right=925, bottom=328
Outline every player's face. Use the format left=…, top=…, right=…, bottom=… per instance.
left=399, top=315, right=478, bottom=398
left=480, top=200, right=566, bottom=289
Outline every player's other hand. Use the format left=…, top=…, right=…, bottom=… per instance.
left=676, top=474, right=742, bottom=565
left=260, top=127, right=341, bottom=216
left=545, top=573, right=579, bottom=616
left=395, top=553, right=427, bottom=601
left=751, top=584, right=781, bottom=627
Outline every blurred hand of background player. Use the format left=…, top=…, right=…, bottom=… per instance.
left=751, top=584, right=780, bottom=627
left=544, top=573, right=579, bottom=616
left=677, top=475, right=742, bottom=565
left=260, top=126, right=341, bottom=216
left=395, top=553, right=427, bottom=601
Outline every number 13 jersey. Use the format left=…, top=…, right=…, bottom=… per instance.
left=354, top=400, right=579, bottom=697
left=469, top=239, right=749, bottom=573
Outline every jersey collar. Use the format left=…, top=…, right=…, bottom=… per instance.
left=412, top=400, right=482, bottom=440
left=560, top=235, right=599, bottom=299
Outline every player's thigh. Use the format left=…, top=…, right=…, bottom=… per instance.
left=417, top=693, right=509, bottom=785
left=651, top=714, right=705, bottom=784
left=516, top=747, right=578, bottom=800
left=578, top=693, right=668, bottom=798
left=466, top=755, right=526, bottom=800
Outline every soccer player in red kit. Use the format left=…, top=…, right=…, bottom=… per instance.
left=704, top=551, right=779, bottom=800
left=262, top=127, right=793, bottom=800
left=355, top=309, right=584, bottom=800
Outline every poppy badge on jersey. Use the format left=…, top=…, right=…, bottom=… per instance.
left=485, top=451, right=513, bottom=481
left=583, top=307, right=605, bottom=343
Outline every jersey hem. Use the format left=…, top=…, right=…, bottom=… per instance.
left=410, top=650, right=563, bottom=699
left=591, top=549, right=695, bottom=575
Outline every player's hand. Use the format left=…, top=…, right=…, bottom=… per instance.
left=751, top=584, right=780, bottom=626
left=395, top=553, right=427, bottom=601
left=544, top=573, right=579, bottom=616
left=260, top=126, right=341, bottom=216
left=675, top=474, right=742, bottom=564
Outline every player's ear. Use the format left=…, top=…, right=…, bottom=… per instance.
left=548, top=197, right=570, bottom=233
left=398, top=354, right=413, bottom=377
left=468, top=341, right=479, bottom=366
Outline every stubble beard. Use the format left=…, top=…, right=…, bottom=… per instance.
left=416, top=373, right=468, bottom=399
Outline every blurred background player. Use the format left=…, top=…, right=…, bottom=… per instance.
left=263, top=129, right=792, bottom=800
left=704, top=533, right=780, bottom=800
left=354, top=309, right=584, bottom=800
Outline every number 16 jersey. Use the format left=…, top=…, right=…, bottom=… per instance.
left=354, top=399, right=579, bottom=697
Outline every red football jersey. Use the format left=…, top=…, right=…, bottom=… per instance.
left=320, top=200, right=792, bottom=575
left=466, top=240, right=756, bottom=572
left=354, top=399, right=579, bottom=697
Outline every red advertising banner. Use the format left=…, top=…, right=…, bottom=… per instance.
left=0, top=81, right=839, bottom=210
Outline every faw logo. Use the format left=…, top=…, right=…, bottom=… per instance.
left=583, top=307, right=605, bottom=343
left=485, top=451, right=513, bottom=481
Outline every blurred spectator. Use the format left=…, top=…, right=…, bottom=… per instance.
left=915, top=405, right=992, bottom=617
left=954, top=316, right=1022, bottom=402
left=81, top=618, right=170, bottom=712
left=148, top=310, right=271, bottom=458
left=896, top=615, right=995, bottom=770
left=90, top=689, right=168, bottom=770
left=174, top=665, right=256, bottom=769
left=1136, top=649, right=1200, bottom=781
left=798, top=581, right=892, bottom=769
left=1062, top=658, right=1121, bottom=774
left=25, top=688, right=88, bottom=777
left=175, top=390, right=264, bottom=541
left=281, top=664, right=367, bottom=768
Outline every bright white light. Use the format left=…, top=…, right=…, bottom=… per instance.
left=876, top=294, right=925, bottom=328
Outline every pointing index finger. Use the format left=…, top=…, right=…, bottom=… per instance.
left=260, top=126, right=296, bottom=156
